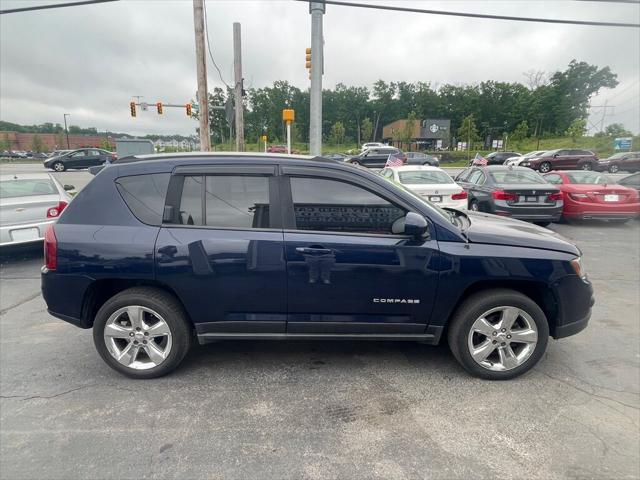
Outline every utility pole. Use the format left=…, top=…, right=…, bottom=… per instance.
left=233, top=22, right=245, bottom=152
left=192, top=0, right=211, bottom=151
left=63, top=113, right=70, bottom=149
left=309, top=2, right=325, bottom=156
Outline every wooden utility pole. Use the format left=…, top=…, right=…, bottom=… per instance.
left=192, top=0, right=211, bottom=151
left=233, top=22, right=245, bottom=151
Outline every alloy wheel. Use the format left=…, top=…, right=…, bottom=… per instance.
left=581, top=163, right=592, bottom=171
left=103, top=305, right=173, bottom=370
left=53, top=162, right=65, bottom=172
left=539, top=162, right=551, bottom=173
left=467, top=306, right=538, bottom=372
left=609, top=164, right=619, bottom=173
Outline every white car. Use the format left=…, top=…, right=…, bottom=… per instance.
left=505, top=150, right=547, bottom=167
left=379, top=165, right=468, bottom=210
left=360, top=142, right=385, bottom=152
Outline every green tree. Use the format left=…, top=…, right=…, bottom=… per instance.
left=458, top=114, right=480, bottom=144
left=511, top=120, right=530, bottom=141
left=330, top=121, right=345, bottom=145
left=100, top=139, right=112, bottom=150
left=565, top=118, right=587, bottom=142
left=31, top=134, right=44, bottom=153
left=401, top=112, right=417, bottom=145
left=604, top=123, right=632, bottom=137
left=361, top=117, right=373, bottom=143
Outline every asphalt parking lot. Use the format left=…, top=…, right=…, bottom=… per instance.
left=1, top=167, right=639, bottom=479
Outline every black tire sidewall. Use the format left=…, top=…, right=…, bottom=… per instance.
left=93, top=288, right=191, bottom=379
left=448, top=290, right=549, bottom=380
left=470, top=200, right=479, bottom=211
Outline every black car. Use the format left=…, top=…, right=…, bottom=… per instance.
left=470, top=151, right=520, bottom=166
left=455, top=165, right=563, bottom=225
left=595, top=152, right=640, bottom=174
left=346, top=147, right=405, bottom=168
left=40, top=153, right=592, bottom=380
left=618, top=172, right=640, bottom=192
left=405, top=152, right=439, bottom=166
left=44, top=148, right=116, bottom=172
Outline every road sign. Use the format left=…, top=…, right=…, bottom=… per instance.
left=614, top=137, right=632, bottom=150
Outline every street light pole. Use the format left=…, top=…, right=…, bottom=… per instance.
left=309, top=1, right=325, bottom=156
left=63, top=113, right=70, bottom=149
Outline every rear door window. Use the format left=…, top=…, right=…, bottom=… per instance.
left=116, top=173, right=171, bottom=225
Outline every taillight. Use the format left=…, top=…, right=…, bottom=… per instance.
left=451, top=191, right=468, bottom=200
left=46, top=201, right=68, bottom=218
left=548, top=192, right=563, bottom=201
left=44, top=225, right=57, bottom=270
left=492, top=190, right=518, bottom=201
left=569, top=193, right=590, bottom=201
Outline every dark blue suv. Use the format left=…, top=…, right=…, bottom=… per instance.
left=41, top=154, right=594, bottom=380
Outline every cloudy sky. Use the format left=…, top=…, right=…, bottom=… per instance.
left=1, top=0, right=639, bottom=137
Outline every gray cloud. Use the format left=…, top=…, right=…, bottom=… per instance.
left=1, top=0, right=638, bottom=135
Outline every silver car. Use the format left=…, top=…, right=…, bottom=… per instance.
left=0, top=173, right=73, bottom=246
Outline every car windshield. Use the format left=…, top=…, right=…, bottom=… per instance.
left=490, top=170, right=546, bottom=184
left=607, top=153, right=628, bottom=159
left=398, top=171, right=453, bottom=185
left=0, top=179, right=57, bottom=198
left=566, top=171, right=611, bottom=184
left=524, top=151, right=545, bottom=158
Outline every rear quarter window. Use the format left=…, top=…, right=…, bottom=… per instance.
left=115, top=173, right=170, bottom=225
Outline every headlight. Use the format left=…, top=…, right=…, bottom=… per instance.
left=570, top=257, right=587, bottom=279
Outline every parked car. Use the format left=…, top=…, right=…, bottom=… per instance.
left=617, top=172, right=640, bottom=192
left=43, top=148, right=116, bottom=172
left=455, top=165, right=563, bottom=225
left=41, top=153, right=593, bottom=380
left=527, top=149, right=599, bottom=173
left=543, top=170, right=640, bottom=223
left=470, top=151, right=520, bottom=167
left=346, top=147, right=406, bottom=168
left=1, top=151, right=28, bottom=159
left=266, top=145, right=299, bottom=154
left=323, top=153, right=348, bottom=161
left=379, top=165, right=467, bottom=209
left=49, top=150, right=72, bottom=157
left=360, top=142, right=385, bottom=152
left=405, top=152, right=440, bottom=166
left=505, top=151, right=547, bottom=167
left=0, top=173, right=73, bottom=247
left=595, top=152, right=640, bottom=174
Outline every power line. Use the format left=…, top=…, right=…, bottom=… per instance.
left=295, top=0, right=640, bottom=28
left=203, top=0, right=231, bottom=89
left=0, top=0, right=118, bottom=14
left=603, top=79, right=640, bottom=101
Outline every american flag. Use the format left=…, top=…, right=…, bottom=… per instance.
left=471, top=153, right=488, bottom=166
left=385, top=153, right=405, bottom=167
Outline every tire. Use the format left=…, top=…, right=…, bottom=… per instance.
left=93, top=287, right=192, bottom=379
left=52, top=161, right=66, bottom=172
left=581, top=163, right=593, bottom=171
left=447, top=289, right=549, bottom=380
left=608, top=164, right=619, bottom=173
left=534, top=221, right=551, bottom=227
left=469, top=200, right=480, bottom=212
left=538, top=162, right=552, bottom=173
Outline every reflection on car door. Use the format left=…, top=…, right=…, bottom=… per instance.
left=280, top=166, right=439, bottom=335
left=155, top=165, right=287, bottom=337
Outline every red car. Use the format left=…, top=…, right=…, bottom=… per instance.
left=543, top=170, right=640, bottom=222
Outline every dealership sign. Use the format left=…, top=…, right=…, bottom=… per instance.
left=613, top=137, right=632, bottom=150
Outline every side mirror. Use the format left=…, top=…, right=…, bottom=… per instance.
left=553, top=153, right=559, bottom=157
left=397, top=212, right=429, bottom=238
left=63, top=184, right=75, bottom=191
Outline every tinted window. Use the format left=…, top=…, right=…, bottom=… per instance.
left=0, top=178, right=57, bottom=198
left=565, top=172, right=611, bottom=185
left=71, top=150, right=87, bottom=157
left=290, top=177, right=406, bottom=235
left=398, top=170, right=453, bottom=185
left=619, top=173, right=640, bottom=188
left=490, top=170, right=546, bottom=184
left=89, top=150, right=101, bottom=156
left=116, top=173, right=170, bottom=225
left=467, top=170, right=483, bottom=184
left=177, top=175, right=269, bottom=228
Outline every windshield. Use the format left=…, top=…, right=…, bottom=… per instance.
left=490, top=170, right=546, bottom=184
left=566, top=171, right=611, bottom=184
left=0, top=179, right=57, bottom=198
left=607, top=153, right=627, bottom=159
left=399, top=170, right=453, bottom=185
left=524, top=151, right=546, bottom=158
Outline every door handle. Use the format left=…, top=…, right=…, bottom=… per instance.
left=296, top=247, right=333, bottom=255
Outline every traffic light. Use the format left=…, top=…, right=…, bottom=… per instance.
left=129, top=101, right=136, bottom=117
left=305, top=47, right=311, bottom=69
left=186, top=104, right=192, bottom=116
left=156, top=102, right=163, bottom=114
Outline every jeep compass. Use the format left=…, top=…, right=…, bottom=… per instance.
left=41, top=153, right=594, bottom=380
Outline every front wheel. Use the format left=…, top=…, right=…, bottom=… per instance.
left=581, top=162, right=593, bottom=171
left=447, top=289, right=549, bottom=380
left=93, top=287, right=192, bottom=379
left=538, top=161, right=552, bottom=173
left=52, top=161, right=66, bottom=172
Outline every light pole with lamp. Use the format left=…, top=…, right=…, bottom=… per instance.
left=63, top=114, right=71, bottom=149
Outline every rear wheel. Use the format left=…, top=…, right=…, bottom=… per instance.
left=52, top=161, right=65, bottom=172
left=581, top=162, right=593, bottom=171
left=447, top=289, right=549, bottom=380
left=539, top=161, right=552, bottom=173
left=469, top=200, right=480, bottom=212
left=608, top=164, right=619, bottom=173
left=93, top=287, right=192, bottom=379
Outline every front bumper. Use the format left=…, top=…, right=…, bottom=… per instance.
left=552, top=274, right=595, bottom=339
left=0, top=219, right=55, bottom=247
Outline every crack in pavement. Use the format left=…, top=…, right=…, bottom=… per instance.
left=0, top=291, right=42, bottom=316
left=0, top=384, right=134, bottom=401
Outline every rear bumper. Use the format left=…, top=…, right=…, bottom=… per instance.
left=41, top=267, right=93, bottom=328
left=493, top=205, right=563, bottom=221
left=564, top=202, right=640, bottom=220
left=0, top=219, right=55, bottom=247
